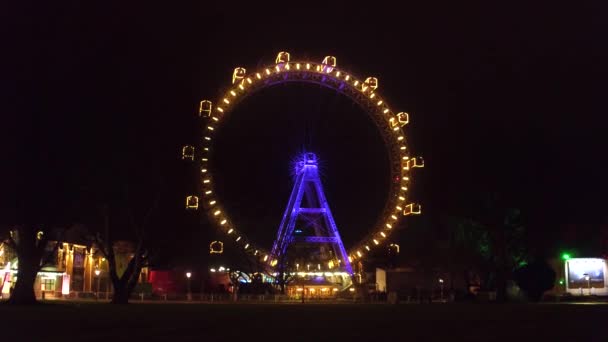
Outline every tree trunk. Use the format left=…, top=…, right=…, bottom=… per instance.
left=8, top=264, right=38, bottom=305
left=7, top=227, right=46, bottom=305
left=495, top=266, right=508, bottom=303
left=111, top=284, right=130, bottom=304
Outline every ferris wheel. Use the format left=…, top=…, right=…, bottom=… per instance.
left=182, top=52, right=423, bottom=274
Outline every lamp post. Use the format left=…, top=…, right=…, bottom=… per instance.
left=186, top=272, right=192, bottom=301
left=94, top=269, right=101, bottom=300
left=438, top=278, right=444, bottom=302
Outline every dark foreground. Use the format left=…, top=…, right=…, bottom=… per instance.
left=2, top=302, right=607, bottom=341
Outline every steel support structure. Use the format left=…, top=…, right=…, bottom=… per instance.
left=271, top=153, right=352, bottom=274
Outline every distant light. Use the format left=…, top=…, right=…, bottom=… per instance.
left=210, top=268, right=216, bottom=272
left=186, top=272, right=192, bottom=278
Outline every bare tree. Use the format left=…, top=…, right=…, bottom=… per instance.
left=93, top=189, right=159, bottom=304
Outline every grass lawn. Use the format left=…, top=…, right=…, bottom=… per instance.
left=1, top=302, right=607, bottom=341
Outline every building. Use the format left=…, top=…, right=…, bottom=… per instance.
left=0, top=239, right=148, bottom=300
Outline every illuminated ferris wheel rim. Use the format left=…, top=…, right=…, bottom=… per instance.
left=189, top=52, right=423, bottom=270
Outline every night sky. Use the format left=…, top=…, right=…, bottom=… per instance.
left=3, top=3, right=607, bottom=266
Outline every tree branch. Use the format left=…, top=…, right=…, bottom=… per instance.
left=6, top=233, right=17, bottom=251
left=38, top=241, right=61, bottom=272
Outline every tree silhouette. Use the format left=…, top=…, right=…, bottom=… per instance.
left=452, top=193, right=528, bottom=302
left=2, top=226, right=64, bottom=305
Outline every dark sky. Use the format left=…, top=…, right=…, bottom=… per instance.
left=3, top=3, right=608, bottom=264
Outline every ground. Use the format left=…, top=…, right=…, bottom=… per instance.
left=1, top=302, right=607, bottom=341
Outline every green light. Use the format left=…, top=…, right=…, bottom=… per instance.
left=561, top=253, right=571, bottom=260
left=559, top=279, right=565, bottom=285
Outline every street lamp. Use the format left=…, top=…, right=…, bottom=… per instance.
left=438, top=278, right=444, bottom=302
left=186, top=272, right=192, bottom=301
left=94, top=269, right=101, bottom=300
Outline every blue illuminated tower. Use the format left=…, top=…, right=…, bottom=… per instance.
left=271, top=152, right=353, bottom=274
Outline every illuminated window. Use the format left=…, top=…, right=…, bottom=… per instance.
left=232, top=67, right=246, bottom=84
left=199, top=100, right=212, bottom=117
left=181, top=145, right=195, bottom=161
left=41, top=278, right=55, bottom=292
left=186, top=196, right=199, bottom=210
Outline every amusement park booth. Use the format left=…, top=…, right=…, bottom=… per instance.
left=564, top=258, right=608, bottom=296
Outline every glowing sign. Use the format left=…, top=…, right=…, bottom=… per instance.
left=566, top=258, right=606, bottom=288
left=61, top=273, right=70, bottom=295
